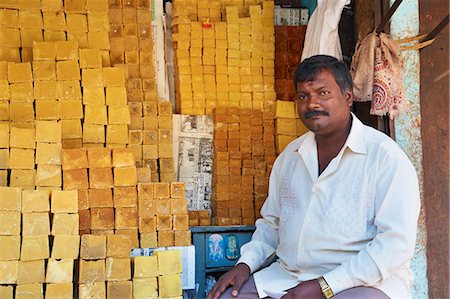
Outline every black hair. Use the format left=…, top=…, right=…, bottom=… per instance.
left=294, top=55, right=353, bottom=94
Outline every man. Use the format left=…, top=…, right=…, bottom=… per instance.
left=207, top=55, right=420, bottom=299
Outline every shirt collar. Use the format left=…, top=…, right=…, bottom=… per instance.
left=295, top=112, right=368, bottom=155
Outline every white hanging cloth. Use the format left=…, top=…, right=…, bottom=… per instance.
left=301, top=0, right=351, bottom=62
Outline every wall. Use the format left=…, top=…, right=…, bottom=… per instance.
left=389, top=1, right=429, bottom=298
left=419, top=1, right=450, bottom=298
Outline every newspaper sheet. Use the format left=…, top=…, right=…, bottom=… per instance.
left=173, top=115, right=214, bottom=211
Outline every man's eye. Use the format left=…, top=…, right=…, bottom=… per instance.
left=298, top=95, right=307, bottom=101
left=320, top=91, right=330, bottom=96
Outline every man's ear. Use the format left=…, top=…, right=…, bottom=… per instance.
left=345, top=89, right=353, bottom=107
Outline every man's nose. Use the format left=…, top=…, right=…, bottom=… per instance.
left=307, top=94, right=320, bottom=108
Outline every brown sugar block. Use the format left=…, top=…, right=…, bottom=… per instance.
left=87, top=147, right=111, bottom=168
left=157, top=230, right=174, bottom=247
left=155, top=198, right=172, bottom=215
left=61, top=148, right=88, bottom=170
left=56, top=60, right=81, bottom=81
left=139, top=216, right=156, bottom=233
left=137, top=183, right=154, bottom=200
left=0, top=235, right=20, bottom=260
left=55, top=41, right=79, bottom=60
left=79, top=259, right=105, bottom=284
left=113, top=187, right=137, bottom=208
left=170, top=198, right=188, bottom=215
left=136, top=167, right=151, bottom=183
left=9, top=148, right=34, bottom=170
left=115, top=207, right=138, bottom=229
left=114, top=229, right=139, bottom=248
left=154, top=182, right=170, bottom=199
left=79, top=49, right=102, bottom=69
left=36, top=164, right=62, bottom=187
left=133, top=256, right=158, bottom=278
left=10, top=126, right=35, bottom=149
left=170, top=182, right=185, bottom=199
left=22, top=190, right=50, bottom=212
left=46, top=259, right=74, bottom=283
left=51, top=235, right=80, bottom=259
left=45, top=283, right=73, bottom=299
left=22, top=212, right=50, bottom=235
left=82, top=68, right=103, bottom=87
left=21, top=235, right=49, bottom=261
left=89, top=168, right=113, bottom=189
left=7, top=62, right=32, bottom=83
left=106, top=234, right=133, bottom=258
left=88, top=188, right=113, bottom=208
left=137, top=199, right=154, bottom=217
left=0, top=211, right=21, bottom=235
left=158, top=274, right=182, bottom=298
left=60, top=119, right=82, bottom=139
left=112, top=148, right=135, bottom=167
left=132, top=277, right=158, bottom=298
left=51, top=190, right=78, bottom=213
left=90, top=208, right=114, bottom=230
left=175, top=230, right=192, bottom=246
left=105, top=257, right=131, bottom=281
left=0, top=260, right=18, bottom=283
left=107, top=281, right=132, bottom=299
left=80, top=234, right=106, bottom=260
left=113, top=167, right=137, bottom=187
left=103, top=67, right=125, bottom=87
left=35, top=142, right=62, bottom=165
left=63, top=168, right=89, bottom=190
left=51, top=213, right=79, bottom=235
left=0, top=285, right=13, bottom=298
left=172, top=214, right=189, bottom=231
left=78, top=189, right=89, bottom=210
left=139, top=232, right=157, bottom=248
left=79, top=209, right=90, bottom=231
left=106, top=124, right=129, bottom=144
left=0, top=187, right=21, bottom=211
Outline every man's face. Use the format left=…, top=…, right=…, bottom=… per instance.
left=296, top=69, right=353, bottom=137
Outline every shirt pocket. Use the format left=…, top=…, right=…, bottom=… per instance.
left=323, top=178, right=375, bottom=239
left=279, top=177, right=301, bottom=234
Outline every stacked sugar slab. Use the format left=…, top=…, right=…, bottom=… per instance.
left=133, top=250, right=183, bottom=298
left=0, top=186, right=80, bottom=298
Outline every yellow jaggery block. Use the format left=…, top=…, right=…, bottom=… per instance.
left=35, top=120, right=61, bottom=143
left=35, top=99, right=60, bottom=120
left=82, top=68, right=103, bottom=87
left=0, top=235, right=20, bottom=260
left=56, top=60, right=80, bottom=81
left=82, top=124, right=105, bottom=144
left=0, top=260, right=18, bottom=283
left=51, top=235, right=80, bottom=259
left=153, top=250, right=181, bottom=275
left=87, top=13, right=109, bottom=32
left=115, top=207, right=138, bottom=229
left=80, top=234, right=106, bottom=260
left=79, top=283, right=106, bottom=299
left=174, top=230, right=191, bottom=246
left=43, top=12, right=66, bottom=31
left=22, top=212, right=50, bottom=235
left=139, top=232, right=157, bottom=248
left=9, top=148, right=34, bottom=170
left=156, top=214, right=172, bottom=230
left=45, top=259, right=73, bottom=283
left=15, top=284, right=44, bottom=298
left=32, top=60, right=56, bottom=81
left=66, top=13, right=87, bottom=32
left=107, top=281, right=132, bottom=299
left=59, top=80, right=82, bottom=99
left=35, top=143, right=61, bottom=165
left=87, top=147, right=111, bottom=168
left=133, top=256, right=158, bottom=278
left=84, top=105, right=107, bottom=125
left=108, top=105, right=131, bottom=125
left=90, top=207, right=114, bottom=230
left=172, top=215, right=189, bottom=231
left=105, top=86, right=127, bottom=105
left=0, top=285, right=13, bottom=298
left=106, top=124, right=129, bottom=144
left=0, top=187, right=21, bottom=211
left=158, top=274, right=182, bottom=297
left=61, top=148, right=87, bottom=169
left=105, top=257, right=131, bottom=281
left=10, top=169, right=36, bottom=189
left=106, top=234, right=133, bottom=258
left=45, top=283, right=73, bottom=299
left=33, top=41, right=56, bottom=61
left=51, top=190, right=78, bottom=213
left=79, top=259, right=106, bottom=284
left=20, top=235, right=49, bottom=261
left=51, top=213, right=79, bottom=235
left=35, top=164, right=62, bottom=187
left=9, top=82, right=33, bottom=102
left=103, top=67, right=125, bottom=87
left=112, top=148, right=135, bottom=168
left=60, top=99, right=83, bottom=120
left=87, top=31, right=110, bottom=49
left=8, top=62, right=32, bottom=83
left=22, top=190, right=50, bottom=212
left=157, top=230, right=174, bottom=247
left=132, top=277, right=157, bottom=298
left=79, top=49, right=102, bottom=69
left=55, top=40, right=79, bottom=60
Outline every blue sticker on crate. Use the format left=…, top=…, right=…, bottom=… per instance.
left=208, top=234, right=224, bottom=262
left=225, top=234, right=240, bottom=260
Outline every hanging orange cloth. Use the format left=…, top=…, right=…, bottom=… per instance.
left=351, top=32, right=410, bottom=119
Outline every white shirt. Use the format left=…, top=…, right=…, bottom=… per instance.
left=237, top=114, right=420, bottom=298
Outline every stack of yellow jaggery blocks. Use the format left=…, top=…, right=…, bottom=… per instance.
left=274, top=100, right=308, bottom=153
left=211, top=107, right=275, bottom=225
left=133, top=250, right=183, bottom=299
left=172, top=1, right=275, bottom=115
left=0, top=186, right=81, bottom=298
left=138, top=181, right=192, bottom=248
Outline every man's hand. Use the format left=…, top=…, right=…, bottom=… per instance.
left=281, top=279, right=323, bottom=299
left=206, top=263, right=251, bottom=299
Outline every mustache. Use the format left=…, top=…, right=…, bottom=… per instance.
left=303, top=110, right=330, bottom=119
